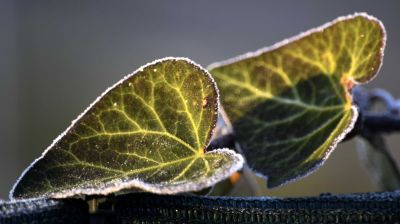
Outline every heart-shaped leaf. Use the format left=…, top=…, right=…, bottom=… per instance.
left=208, top=13, right=385, bottom=188
left=11, top=58, right=243, bottom=199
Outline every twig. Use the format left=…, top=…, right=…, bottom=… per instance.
left=347, top=87, right=400, bottom=137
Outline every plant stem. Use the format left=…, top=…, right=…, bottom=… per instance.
left=363, top=113, right=400, bottom=133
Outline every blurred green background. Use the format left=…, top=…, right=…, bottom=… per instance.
left=1, top=1, right=400, bottom=199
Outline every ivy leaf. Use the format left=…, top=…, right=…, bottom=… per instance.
left=11, top=58, right=244, bottom=199
left=208, top=13, right=386, bottom=188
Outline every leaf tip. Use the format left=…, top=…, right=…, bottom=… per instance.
left=344, top=13, right=386, bottom=84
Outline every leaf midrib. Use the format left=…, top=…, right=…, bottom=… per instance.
left=70, top=130, right=196, bottom=153
left=216, top=74, right=343, bottom=111
left=45, top=153, right=220, bottom=195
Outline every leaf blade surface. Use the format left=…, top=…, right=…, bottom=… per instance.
left=11, top=58, right=243, bottom=199
left=209, top=13, right=385, bottom=187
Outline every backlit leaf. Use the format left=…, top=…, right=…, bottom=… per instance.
left=208, top=13, right=385, bottom=187
left=11, top=58, right=244, bottom=199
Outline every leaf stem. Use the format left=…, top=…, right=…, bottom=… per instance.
left=346, top=87, right=400, bottom=138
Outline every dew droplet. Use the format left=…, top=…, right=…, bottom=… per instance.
left=153, top=68, right=157, bottom=72
left=202, top=99, right=208, bottom=107
left=113, top=102, right=117, bottom=107
left=128, top=82, right=132, bottom=87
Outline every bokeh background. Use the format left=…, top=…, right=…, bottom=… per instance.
left=1, top=1, right=400, bottom=199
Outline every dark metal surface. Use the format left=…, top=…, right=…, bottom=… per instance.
left=113, top=191, right=400, bottom=223
left=1, top=191, right=400, bottom=223
left=0, top=197, right=88, bottom=224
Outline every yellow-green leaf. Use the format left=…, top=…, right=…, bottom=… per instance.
left=11, top=58, right=243, bottom=199
left=208, top=13, right=385, bottom=188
